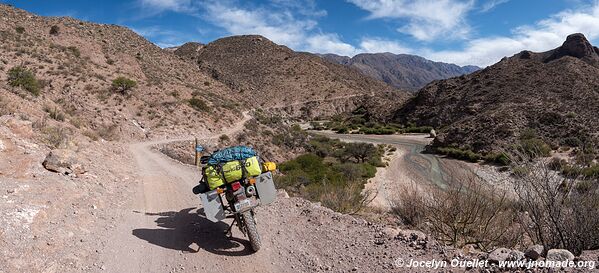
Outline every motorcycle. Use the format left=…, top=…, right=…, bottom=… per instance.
left=192, top=145, right=277, bottom=252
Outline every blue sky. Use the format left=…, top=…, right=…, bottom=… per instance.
left=3, top=0, right=599, bottom=66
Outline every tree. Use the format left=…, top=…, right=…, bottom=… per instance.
left=111, top=77, right=137, bottom=94
left=344, top=142, right=376, bottom=163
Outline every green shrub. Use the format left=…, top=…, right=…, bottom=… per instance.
left=581, top=165, right=599, bottom=178
left=111, top=77, right=137, bottom=94
left=7, top=66, right=40, bottom=96
left=437, top=147, right=481, bottom=162
left=484, top=152, right=510, bottom=166
left=188, top=97, right=211, bottom=112
left=548, top=158, right=567, bottom=171
left=335, top=126, right=348, bottom=134
left=520, top=138, right=551, bottom=157
left=67, top=46, right=81, bottom=57
left=49, top=25, right=60, bottom=35
left=44, top=106, right=65, bottom=121
left=401, top=126, right=434, bottom=134
left=219, top=134, right=230, bottom=143
left=277, top=136, right=386, bottom=213
left=15, top=26, right=25, bottom=34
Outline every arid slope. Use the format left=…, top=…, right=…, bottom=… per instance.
left=395, top=33, right=599, bottom=154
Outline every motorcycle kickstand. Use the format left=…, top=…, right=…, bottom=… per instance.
left=224, top=217, right=237, bottom=238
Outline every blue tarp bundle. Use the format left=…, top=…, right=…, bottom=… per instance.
left=207, top=146, right=257, bottom=165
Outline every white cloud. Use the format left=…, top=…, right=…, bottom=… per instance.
left=130, top=26, right=197, bottom=48
left=203, top=2, right=312, bottom=48
left=306, top=34, right=358, bottom=56
left=480, top=0, right=510, bottom=13
left=347, top=0, right=474, bottom=41
left=358, top=38, right=413, bottom=54
left=202, top=1, right=360, bottom=55
left=138, top=0, right=195, bottom=13
left=423, top=2, right=599, bottom=66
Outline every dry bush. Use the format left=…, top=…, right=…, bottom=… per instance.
left=41, top=126, right=71, bottom=149
left=510, top=149, right=599, bottom=255
left=392, top=175, right=520, bottom=251
left=320, top=180, right=375, bottom=215
left=97, top=123, right=120, bottom=141
left=0, top=95, right=11, bottom=116
left=391, top=183, right=427, bottom=226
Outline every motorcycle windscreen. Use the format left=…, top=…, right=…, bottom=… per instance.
left=256, top=172, right=277, bottom=205
left=199, top=189, right=225, bottom=222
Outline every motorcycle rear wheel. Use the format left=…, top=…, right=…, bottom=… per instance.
left=242, top=210, right=261, bottom=251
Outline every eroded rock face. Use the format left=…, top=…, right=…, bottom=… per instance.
left=547, top=33, right=599, bottom=62
left=546, top=249, right=575, bottom=261
left=42, top=149, right=85, bottom=175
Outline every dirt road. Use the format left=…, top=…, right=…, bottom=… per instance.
left=98, top=113, right=281, bottom=272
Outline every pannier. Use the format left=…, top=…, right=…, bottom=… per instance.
left=202, top=146, right=265, bottom=190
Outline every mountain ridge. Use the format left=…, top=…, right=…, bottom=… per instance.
left=318, top=52, right=480, bottom=91
left=394, top=33, right=599, bottom=154
left=183, top=35, right=410, bottom=119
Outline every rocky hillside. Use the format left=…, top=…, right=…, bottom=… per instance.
left=320, top=53, right=479, bottom=91
left=179, top=35, right=409, bottom=119
left=172, top=42, right=204, bottom=62
left=0, top=4, right=243, bottom=142
left=395, top=33, right=599, bottom=154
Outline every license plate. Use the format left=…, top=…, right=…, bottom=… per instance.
left=234, top=199, right=253, bottom=212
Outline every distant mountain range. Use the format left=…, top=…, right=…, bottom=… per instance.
left=319, top=53, right=480, bottom=92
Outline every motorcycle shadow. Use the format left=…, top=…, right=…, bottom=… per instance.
left=132, top=207, right=255, bottom=256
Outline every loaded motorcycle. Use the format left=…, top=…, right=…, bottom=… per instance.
left=192, top=145, right=277, bottom=252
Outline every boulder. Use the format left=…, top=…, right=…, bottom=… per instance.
left=42, top=149, right=85, bottom=175
left=488, top=248, right=524, bottom=263
left=524, top=244, right=544, bottom=260
left=546, top=249, right=575, bottom=261
left=488, top=248, right=511, bottom=263
left=381, top=227, right=400, bottom=239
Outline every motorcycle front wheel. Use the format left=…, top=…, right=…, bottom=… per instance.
left=242, top=210, right=261, bottom=252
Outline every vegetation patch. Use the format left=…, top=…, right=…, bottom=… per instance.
left=276, top=135, right=387, bottom=213
left=188, top=97, right=211, bottom=112
left=111, top=76, right=137, bottom=94
left=7, top=66, right=41, bottom=96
